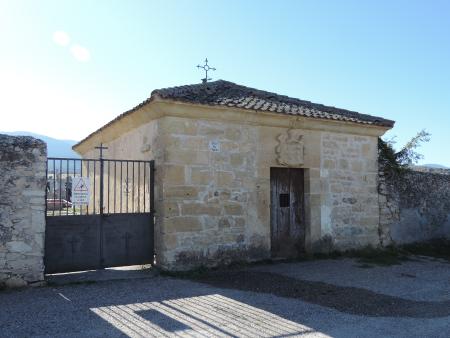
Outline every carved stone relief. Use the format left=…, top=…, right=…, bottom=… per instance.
left=276, top=129, right=304, bottom=166
left=140, top=136, right=151, bottom=153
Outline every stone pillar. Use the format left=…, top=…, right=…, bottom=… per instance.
left=0, top=134, right=47, bottom=288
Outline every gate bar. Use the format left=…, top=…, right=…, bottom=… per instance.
left=46, top=157, right=154, bottom=216
left=53, top=159, right=56, bottom=216
left=99, top=157, right=104, bottom=215
left=132, top=161, right=135, bottom=213
left=86, top=161, right=90, bottom=215
left=143, top=162, right=146, bottom=212
left=126, top=162, right=129, bottom=213
left=66, top=158, right=69, bottom=216
left=120, top=162, right=123, bottom=213
left=114, top=162, right=117, bottom=213
left=107, top=161, right=110, bottom=214
left=150, top=160, right=155, bottom=213
left=93, top=160, right=96, bottom=214
left=137, top=162, right=140, bottom=213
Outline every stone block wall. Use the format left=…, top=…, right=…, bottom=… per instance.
left=158, top=117, right=269, bottom=269
left=157, top=118, right=383, bottom=268
left=75, top=102, right=388, bottom=270
left=379, top=169, right=450, bottom=245
left=319, top=133, right=380, bottom=250
left=0, top=134, right=47, bottom=288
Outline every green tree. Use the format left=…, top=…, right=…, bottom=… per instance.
left=378, top=129, right=431, bottom=176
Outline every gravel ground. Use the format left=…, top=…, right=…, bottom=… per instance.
left=193, top=270, right=450, bottom=318
left=1, top=258, right=449, bottom=337
left=251, top=256, right=450, bottom=302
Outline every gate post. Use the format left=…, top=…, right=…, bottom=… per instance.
left=95, top=144, right=108, bottom=267
left=95, top=143, right=108, bottom=215
left=150, top=160, right=155, bottom=214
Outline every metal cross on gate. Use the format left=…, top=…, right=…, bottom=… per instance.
left=95, top=143, right=108, bottom=159
left=197, top=58, right=216, bottom=83
left=122, top=232, right=132, bottom=260
left=68, top=236, right=79, bottom=255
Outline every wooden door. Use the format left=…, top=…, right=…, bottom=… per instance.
left=270, top=168, right=305, bottom=258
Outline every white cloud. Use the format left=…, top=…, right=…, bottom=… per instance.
left=70, top=44, right=91, bottom=62
left=52, top=30, right=91, bottom=62
left=52, top=31, right=70, bottom=46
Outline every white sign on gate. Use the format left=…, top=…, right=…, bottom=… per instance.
left=72, top=177, right=90, bottom=206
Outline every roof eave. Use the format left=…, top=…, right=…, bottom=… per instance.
left=72, top=95, right=157, bottom=152
left=73, top=92, right=394, bottom=153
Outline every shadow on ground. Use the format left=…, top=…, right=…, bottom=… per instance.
left=190, top=270, right=450, bottom=318
left=1, top=260, right=450, bottom=337
left=0, top=276, right=327, bottom=337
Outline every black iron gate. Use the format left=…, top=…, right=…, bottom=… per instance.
left=44, top=156, right=154, bottom=274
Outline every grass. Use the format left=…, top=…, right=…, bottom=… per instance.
left=306, top=247, right=410, bottom=267
left=159, top=265, right=211, bottom=279
left=334, top=239, right=450, bottom=268
left=158, top=240, right=450, bottom=277
left=347, top=246, right=412, bottom=266
left=159, top=258, right=279, bottom=279
left=401, top=239, right=450, bottom=261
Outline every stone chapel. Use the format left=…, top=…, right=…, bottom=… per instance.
left=73, top=80, right=394, bottom=269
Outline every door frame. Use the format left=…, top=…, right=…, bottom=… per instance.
left=270, top=167, right=307, bottom=258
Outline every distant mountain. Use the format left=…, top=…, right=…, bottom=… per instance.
left=421, top=164, right=449, bottom=169
left=1, top=131, right=79, bottom=158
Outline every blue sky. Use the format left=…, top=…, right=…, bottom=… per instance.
left=1, top=0, right=449, bottom=166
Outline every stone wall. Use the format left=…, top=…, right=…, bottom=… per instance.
left=379, top=169, right=450, bottom=245
left=158, top=117, right=268, bottom=269
left=74, top=101, right=388, bottom=270
left=319, top=133, right=380, bottom=251
left=0, top=134, right=47, bottom=288
left=159, top=123, right=382, bottom=267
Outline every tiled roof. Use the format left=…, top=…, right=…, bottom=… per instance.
left=152, top=80, right=395, bottom=127
left=74, top=80, right=394, bottom=149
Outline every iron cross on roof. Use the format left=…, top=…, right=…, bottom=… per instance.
left=95, top=143, right=108, bottom=159
left=197, top=58, right=216, bottom=83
